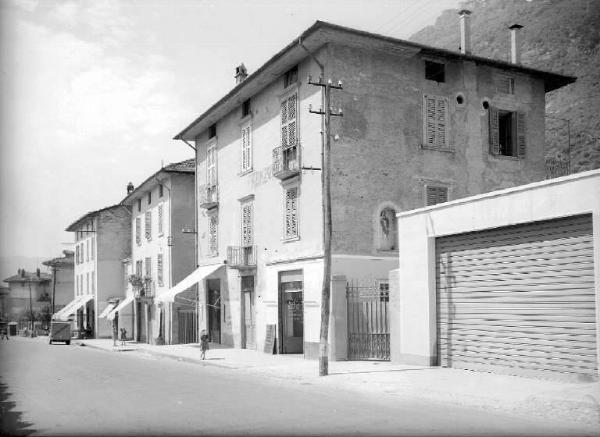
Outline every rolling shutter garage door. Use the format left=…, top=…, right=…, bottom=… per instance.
left=436, top=214, right=597, bottom=380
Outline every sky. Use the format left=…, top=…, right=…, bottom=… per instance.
left=0, top=0, right=461, bottom=266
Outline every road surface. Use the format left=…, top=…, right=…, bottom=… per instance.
left=0, top=337, right=592, bottom=436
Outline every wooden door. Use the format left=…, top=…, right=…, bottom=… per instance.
left=207, top=279, right=221, bottom=344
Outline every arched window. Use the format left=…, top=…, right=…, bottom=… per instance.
left=378, top=207, right=397, bottom=251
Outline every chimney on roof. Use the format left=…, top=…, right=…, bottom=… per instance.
left=19, top=268, right=25, bottom=278
left=36, top=268, right=40, bottom=278
left=509, top=24, right=523, bottom=64
left=458, top=9, right=472, bottom=55
left=127, top=182, right=134, bottom=194
left=235, top=63, right=248, bottom=84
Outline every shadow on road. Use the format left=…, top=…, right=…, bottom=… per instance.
left=0, top=382, right=35, bottom=436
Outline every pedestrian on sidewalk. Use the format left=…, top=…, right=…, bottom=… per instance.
left=0, top=327, right=8, bottom=340
left=120, top=328, right=127, bottom=347
left=200, top=329, right=209, bottom=360
left=112, top=321, right=118, bottom=347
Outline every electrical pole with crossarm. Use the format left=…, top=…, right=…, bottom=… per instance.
left=308, top=75, right=343, bottom=376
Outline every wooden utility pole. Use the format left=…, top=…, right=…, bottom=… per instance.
left=308, top=75, right=343, bottom=376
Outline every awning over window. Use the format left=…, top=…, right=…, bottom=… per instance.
left=156, top=263, right=224, bottom=303
left=53, top=294, right=94, bottom=321
left=107, top=295, right=134, bottom=321
left=98, top=302, right=117, bottom=319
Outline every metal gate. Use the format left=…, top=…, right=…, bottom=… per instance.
left=177, top=310, right=197, bottom=344
left=347, top=279, right=390, bottom=360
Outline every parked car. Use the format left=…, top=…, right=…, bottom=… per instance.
left=49, top=321, right=71, bottom=345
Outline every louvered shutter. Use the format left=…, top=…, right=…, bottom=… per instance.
left=285, top=188, right=298, bottom=238
left=516, top=112, right=526, bottom=158
left=427, top=186, right=448, bottom=206
left=488, top=106, right=500, bottom=155
left=424, top=95, right=436, bottom=147
left=281, top=100, right=288, bottom=147
left=136, top=217, right=141, bottom=245
left=209, top=214, right=218, bottom=255
left=207, top=145, right=217, bottom=187
left=281, top=93, right=297, bottom=148
left=436, top=98, right=447, bottom=148
left=145, top=211, right=151, bottom=240
left=241, top=203, right=253, bottom=247
left=157, top=254, right=163, bottom=286
left=158, top=204, right=163, bottom=235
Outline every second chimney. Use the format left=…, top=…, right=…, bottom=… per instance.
left=458, top=9, right=472, bottom=55
left=127, top=182, right=134, bottom=194
left=509, top=24, right=523, bottom=64
left=235, top=63, right=248, bottom=84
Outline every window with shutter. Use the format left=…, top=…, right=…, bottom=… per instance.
left=241, top=124, right=252, bottom=173
left=207, top=144, right=217, bottom=187
left=136, top=260, right=143, bottom=276
left=158, top=204, right=164, bottom=236
left=145, top=211, right=151, bottom=241
left=91, top=237, right=94, bottom=260
left=92, top=271, right=95, bottom=293
left=281, top=93, right=298, bottom=149
left=135, top=217, right=141, bottom=245
left=423, top=95, right=449, bottom=149
left=157, top=254, right=163, bottom=287
left=241, top=202, right=253, bottom=247
left=426, top=186, right=448, bottom=206
left=489, top=107, right=525, bottom=158
left=284, top=187, right=298, bottom=239
left=76, top=245, right=80, bottom=264
left=145, top=257, right=151, bottom=277
left=208, top=213, right=218, bottom=256
left=495, top=75, right=515, bottom=94
left=86, top=240, right=89, bottom=262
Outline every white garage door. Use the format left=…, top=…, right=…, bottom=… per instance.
left=436, top=214, right=597, bottom=380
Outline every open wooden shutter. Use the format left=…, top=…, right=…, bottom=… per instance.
left=488, top=106, right=500, bottom=155
left=281, top=100, right=288, bottom=147
left=436, top=97, right=447, bottom=148
left=516, top=112, right=526, bottom=158
left=424, top=95, right=436, bottom=147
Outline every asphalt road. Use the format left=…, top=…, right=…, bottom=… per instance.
left=0, top=337, right=592, bottom=436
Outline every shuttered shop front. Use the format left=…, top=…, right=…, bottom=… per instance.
left=436, top=214, right=597, bottom=380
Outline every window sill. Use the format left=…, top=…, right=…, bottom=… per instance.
left=238, top=168, right=253, bottom=177
left=206, top=252, right=219, bottom=258
left=282, top=236, right=300, bottom=243
left=490, top=154, right=520, bottom=161
left=420, top=144, right=455, bottom=153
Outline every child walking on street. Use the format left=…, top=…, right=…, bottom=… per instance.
left=120, top=328, right=127, bottom=347
left=200, top=329, right=209, bottom=360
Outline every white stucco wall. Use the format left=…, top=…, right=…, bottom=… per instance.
left=392, top=169, right=600, bottom=370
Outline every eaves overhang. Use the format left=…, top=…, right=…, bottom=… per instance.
left=65, top=204, right=124, bottom=232
left=174, top=20, right=576, bottom=142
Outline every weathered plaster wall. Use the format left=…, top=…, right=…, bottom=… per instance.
left=329, top=43, right=547, bottom=256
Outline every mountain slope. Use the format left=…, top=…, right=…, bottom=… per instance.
left=410, top=0, right=600, bottom=174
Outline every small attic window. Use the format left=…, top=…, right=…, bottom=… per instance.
left=242, top=99, right=251, bottom=117
left=208, top=124, right=217, bottom=139
left=283, top=66, right=298, bottom=88
left=425, top=60, right=445, bottom=83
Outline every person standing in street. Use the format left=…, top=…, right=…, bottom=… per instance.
left=200, top=330, right=209, bottom=360
left=0, top=327, right=8, bottom=340
left=112, top=320, right=118, bottom=347
left=120, top=328, right=127, bottom=347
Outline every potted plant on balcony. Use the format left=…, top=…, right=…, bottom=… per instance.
left=128, top=274, right=144, bottom=297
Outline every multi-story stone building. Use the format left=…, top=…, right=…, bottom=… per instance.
left=120, top=160, right=196, bottom=344
left=2, top=269, right=52, bottom=325
left=57, top=204, right=131, bottom=338
left=172, top=20, right=574, bottom=359
left=42, top=250, right=75, bottom=314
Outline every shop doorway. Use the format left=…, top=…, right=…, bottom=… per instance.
left=207, top=279, right=221, bottom=344
left=241, top=275, right=255, bottom=349
left=278, top=270, right=303, bottom=354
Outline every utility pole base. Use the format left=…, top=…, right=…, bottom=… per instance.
left=319, top=356, right=329, bottom=376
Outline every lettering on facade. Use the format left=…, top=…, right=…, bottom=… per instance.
left=264, top=323, right=276, bottom=354
left=250, top=165, right=273, bottom=190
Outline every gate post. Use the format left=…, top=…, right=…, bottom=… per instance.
left=389, top=268, right=400, bottom=363
left=329, top=275, right=348, bottom=361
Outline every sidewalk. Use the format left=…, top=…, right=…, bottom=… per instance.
left=78, top=338, right=600, bottom=432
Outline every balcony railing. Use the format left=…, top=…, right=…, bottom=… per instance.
left=134, top=279, right=154, bottom=300
left=272, top=144, right=301, bottom=180
left=199, top=184, right=219, bottom=209
left=227, top=245, right=257, bottom=269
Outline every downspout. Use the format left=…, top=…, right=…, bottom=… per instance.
left=153, top=172, right=173, bottom=344
left=179, top=138, right=198, bottom=342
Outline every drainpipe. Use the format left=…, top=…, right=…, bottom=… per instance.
left=154, top=173, right=173, bottom=344
left=179, top=138, right=198, bottom=342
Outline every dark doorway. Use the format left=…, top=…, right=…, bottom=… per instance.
left=241, top=276, right=255, bottom=349
left=279, top=271, right=303, bottom=354
left=136, top=301, right=142, bottom=342
left=207, top=279, right=221, bottom=344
